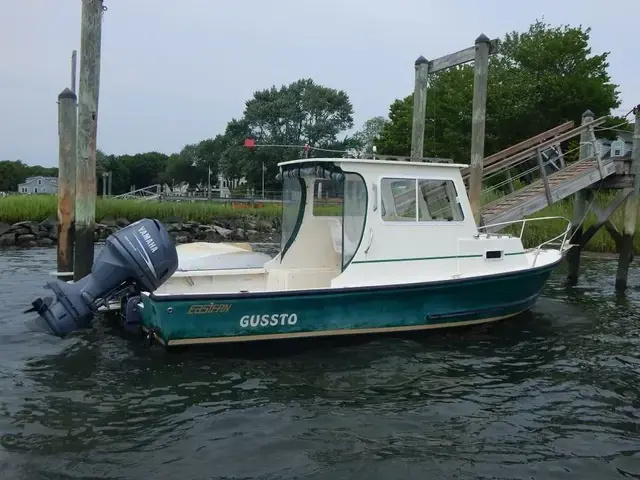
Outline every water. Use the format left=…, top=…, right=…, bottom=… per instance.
left=0, top=247, right=639, bottom=479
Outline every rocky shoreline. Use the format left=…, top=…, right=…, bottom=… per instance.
left=0, top=215, right=281, bottom=248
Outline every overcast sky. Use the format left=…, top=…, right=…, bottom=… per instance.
left=1, top=0, right=637, bottom=167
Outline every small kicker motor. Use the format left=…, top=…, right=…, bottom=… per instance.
left=25, top=218, right=179, bottom=337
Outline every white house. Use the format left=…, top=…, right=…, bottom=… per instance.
left=593, top=132, right=634, bottom=160
left=17, top=176, right=58, bottom=194
left=216, top=173, right=247, bottom=198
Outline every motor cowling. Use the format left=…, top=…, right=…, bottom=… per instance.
left=26, top=218, right=178, bottom=337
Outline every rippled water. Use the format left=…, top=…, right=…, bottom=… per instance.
left=0, top=246, right=639, bottom=479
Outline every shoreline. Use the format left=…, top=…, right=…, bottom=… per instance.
left=0, top=215, right=280, bottom=249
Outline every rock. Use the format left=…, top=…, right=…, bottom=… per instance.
left=0, top=222, right=10, bottom=237
left=37, top=237, right=54, bottom=247
left=174, top=235, right=189, bottom=244
left=211, top=220, right=228, bottom=229
left=36, top=230, right=50, bottom=239
left=255, top=220, right=272, bottom=232
left=116, top=218, right=130, bottom=227
left=101, top=216, right=117, bottom=227
left=39, top=216, right=57, bottom=230
left=16, top=234, right=36, bottom=245
left=0, top=232, right=16, bottom=247
left=49, top=229, right=58, bottom=240
left=12, top=221, right=40, bottom=234
left=13, top=227, right=30, bottom=236
left=165, top=223, right=182, bottom=233
left=212, top=225, right=233, bottom=238
left=231, top=228, right=248, bottom=241
left=204, top=228, right=222, bottom=242
left=165, top=216, right=183, bottom=224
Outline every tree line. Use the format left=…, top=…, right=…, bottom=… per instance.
left=1, top=20, right=631, bottom=196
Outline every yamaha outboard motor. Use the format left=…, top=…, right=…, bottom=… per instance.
left=25, top=218, right=178, bottom=337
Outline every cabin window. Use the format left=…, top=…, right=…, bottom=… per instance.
left=312, top=179, right=343, bottom=217
left=380, top=178, right=417, bottom=222
left=418, top=179, right=464, bottom=221
left=380, top=177, right=463, bottom=222
left=280, top=177, right=306, bottom=259
left=342, top=173, right=367, bottom=270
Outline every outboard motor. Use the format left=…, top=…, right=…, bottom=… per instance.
left=25, top=218, right=178, bottom=337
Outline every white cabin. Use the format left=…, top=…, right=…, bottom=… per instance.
left=262, top=157, right=530, bottom=288
left=155, top=158, right=564, bottom=296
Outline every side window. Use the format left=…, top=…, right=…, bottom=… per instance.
left=313, top=179, right=343, bottom=217
left=380, top=178, right=416, bottom=222
left=418, top=180, right=464, bottom=221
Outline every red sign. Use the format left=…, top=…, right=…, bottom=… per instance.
left=244, top=137, right=255, bottom=148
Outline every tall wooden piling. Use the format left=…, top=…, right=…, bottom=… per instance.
left=74, top=0, right=104, bottom=281
left=410, top=56, right=429, bottom=160
left=615, top=105, right=640, bottom=291
left=468, top=34, right=491, bottom=225
left=566, top=110, right=594, bottom=285
left=71, top=50, right=77, bottom=94
left=57, top=88, right=78, bottom=276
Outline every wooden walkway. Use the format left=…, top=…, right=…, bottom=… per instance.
left=480, top=157, right=617, bottom=227
left=454, top=114, right=622, bottom=230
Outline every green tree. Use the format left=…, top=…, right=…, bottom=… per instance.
left=239, top=78, right=355, bottom=188
left=352, top=116, right=389, bottom=152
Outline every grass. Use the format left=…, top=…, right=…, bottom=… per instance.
left=0, top=195, right=281, bottom=225
left=2, top=192, right=638, bottom=253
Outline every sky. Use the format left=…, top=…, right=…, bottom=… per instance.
left=1, top=0, right=638, bottom=167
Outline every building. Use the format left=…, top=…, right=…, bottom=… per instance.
left=593, top=131, right=634, bottom=160
left=216, top=173, right=247, bottom=198
left=17, top=176, right=58, bottom=194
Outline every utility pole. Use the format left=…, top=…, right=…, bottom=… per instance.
left=57, top=88, right=77, bottom=278
left=468, top=34, right=491, bottom=224
left=74, top=0, right=104, bottom=281
left=410, top=56, right=429, bottom=160
left=262, top=161, right=265, bottom=199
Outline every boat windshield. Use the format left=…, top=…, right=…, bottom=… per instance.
left=280, top=176, right=305, bottom=257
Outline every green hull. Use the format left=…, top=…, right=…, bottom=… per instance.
left=139, top=260, right=560, bottom=346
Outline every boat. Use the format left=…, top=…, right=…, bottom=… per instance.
left=129, top=157, right=572, bottom=347
left=26, top=156, right=572, bottom=346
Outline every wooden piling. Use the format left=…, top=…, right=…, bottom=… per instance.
left=615, top=105, right=640, bottom=291
left=57, top=88, right=77, bottom=277
left=74, top=0, right=103, bottom=281
left=566, top=110, right=594, bottom=285
left=71, top=50, right=77, bottom=94
left=410, top=56, right=429, bottom=160
left=468, top=34, right=491, bottom=225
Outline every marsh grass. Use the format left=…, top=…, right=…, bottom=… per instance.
left=0, top=195, right=281, bottom=225
left=2, top=192, right=638, bottom=253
